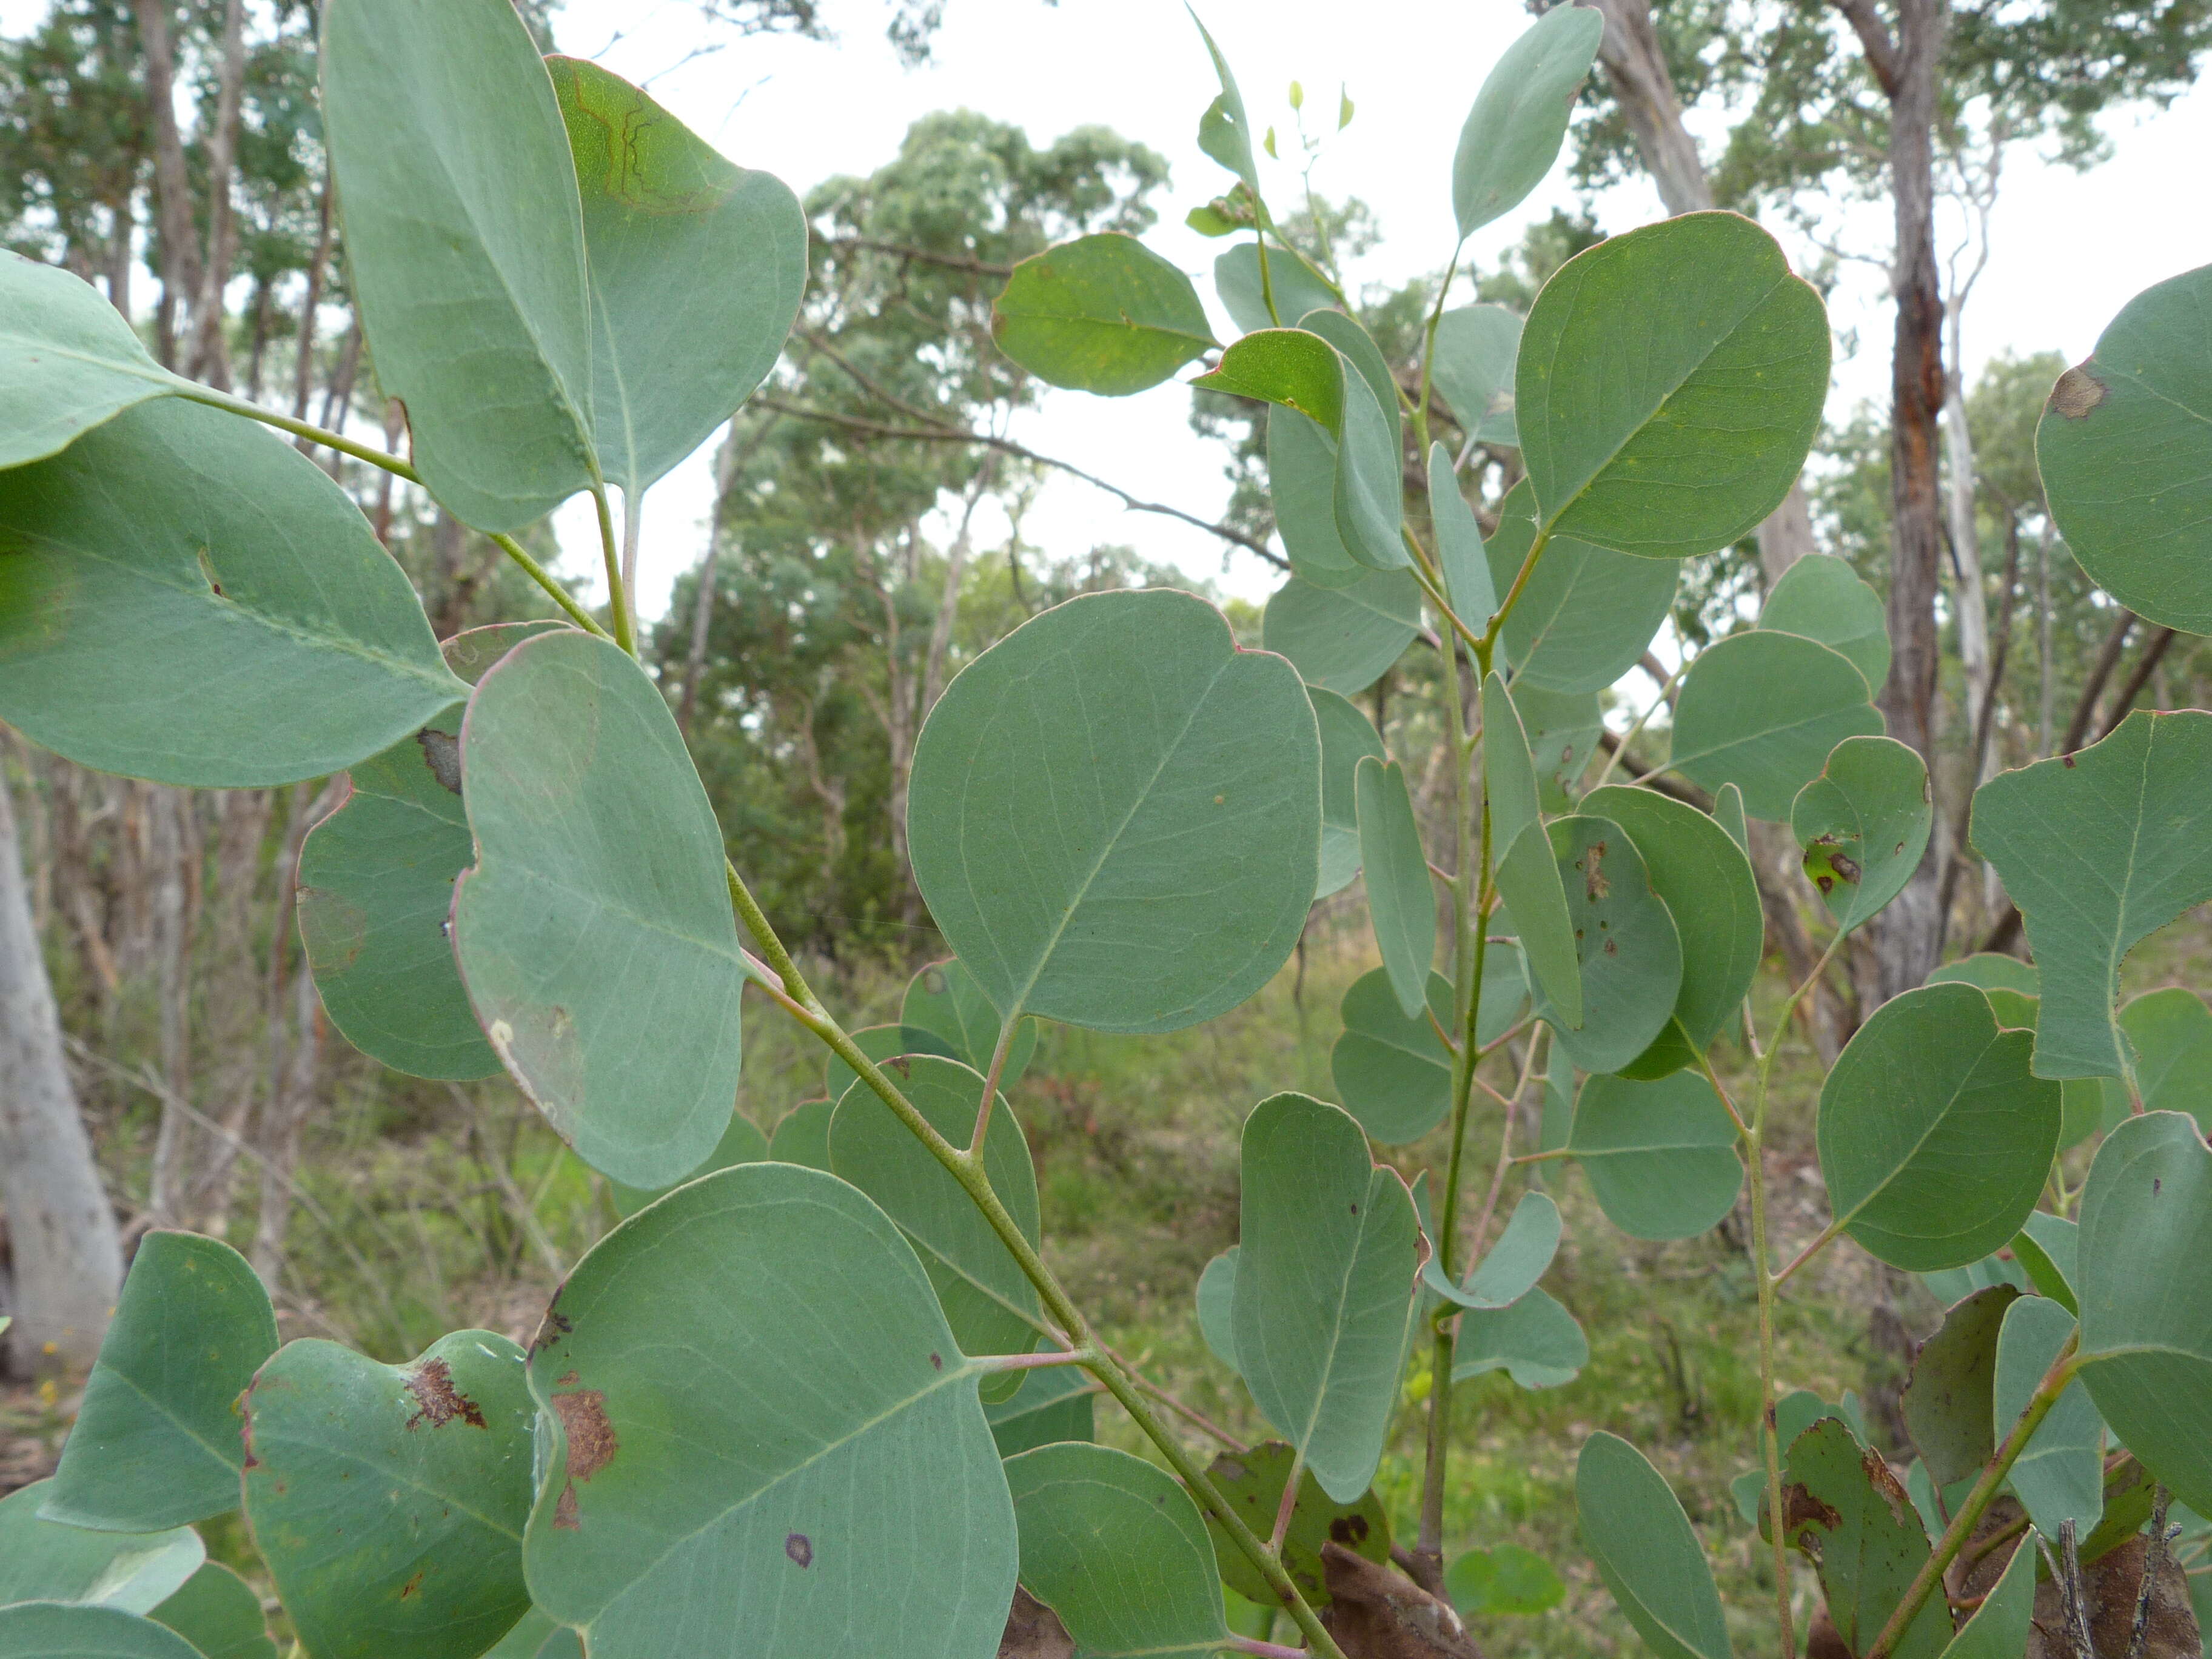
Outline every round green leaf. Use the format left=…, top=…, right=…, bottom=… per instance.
left=481, top=1609, right=582, bottom=1659
left=1485, top=479, right=1680, bottom=694
left=0, top=1484, right=201, bottom=1614
left=1196, top=1247, right=1241, bottom=1374
left=1426, top=1191, right=1560, bottom=1309
left=1355, top=756, right=1435, bottom=1021
left=548, top=57, right=803, bottom=493
left=521, top=1164, right=1015, bottom=1659
left=2034, top=263, right=2212, bottom=634
left=243, top=1331, right=534, bottom=1659
left=0, top=398, right=464, bottom=788
left=910, top=588, right=1319, bottom=1034
left=767, top=1099, right=833, bottom=1170
left=1518, top=213, right=1829, bottom=560
left=2122, top=987, right=2212, bottom=1130
left=1791, top=736, right=1932, bottom=934
left=1269, top=406, right=1365, bottom=589
left=0, top=250, right=184, bottom=468
left=1816, top=984, right=2062, bottom=1272
left=1928, top=955, right=2041, bottom=1036
left=1575, top=1432, right=1731, bottom=1659
left=1447, top=1544, right=1566, bottom=1618
left=1430, top=442, right=1498, bottom=625
left=1530, top=816, right=1683, bottom=1076
left=1582, top=785, right=1762, bottom=1054
left=606, top=1110, right=768, bottom=1218
left=1430, top=305, right=1522, bottom=447
left=1212, top=242, right=1339, bottom=337
left=1900, top=1283, right=2020, bottom=1489
left=1452, top=5, right=1603, bottom=239
left=454, top=631, right=745, bottom=1190
left=1669, top=630, right=1884, bottom=821
left=901, top=957, right=1036, bottom=1087
left=1198, top=1441, right=1390, bottom=1611
left=2012, top=1211, right=2079, bottom=1313
left=1190, top=327, right=1341, bottom=421
left=44, top=1232, right=276, bottom=1533
left=1995, top=1293, right=2103, bottom=1538
left=985, top=1350, right=1094, bottom=1458
left=2076, top=1111, right=2212, bottom=1516
left=1233, top=1093, right=1419, bottom=1502
left=1568, top=1072, right=1744, bottom=1241
left=1301, top=308, right=1402, bottom=460
left=1971, top=710, right=2212, bottom=1079
left=1263, top=568, right=1421, bottom=695
left=0, top=1604, right=204, bottom=1659
left=1759, top=553, right=1890, bottom=692
left=1331, top=958, right=1526, bottom=1145
left=299, top=622, right=568, bottom=1083
left=1003, top=1444, right=1227, bottom=1658
left=1452, top=1287, right=1587, bottom=1389
left=1484, top=674, right=1582, bottom=1028
left=994, top=233, right=1215, bottom=395
left=830, top=1054, right=1044, bottom=1396
left=1312, top=688, right=1386, bottom=899
left=321, top=0, right=595, bottom=532
left=149, top=1564, right=276, bottom=1659
left=1518, top=685, right=1602, bottom=813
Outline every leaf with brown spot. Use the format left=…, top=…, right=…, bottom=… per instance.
left=1199, top=1441, right=1392, bottom=1610
left=1778, top=1418, right=1953, bottom=1659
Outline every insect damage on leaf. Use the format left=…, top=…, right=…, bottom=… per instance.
left=785, top=1533, right=812, bottom=1568
left=549, top=1387, right=618, bottom=1532
left=1803, top=836, right=1862, bottom=896
left=2049, top=364, right=2108, bottom=420
left=404, top=1358, right=487, bottom=1429
left=1582, top=840, right=1610, bottom=902
left=415, top=729, right=462, bottom=794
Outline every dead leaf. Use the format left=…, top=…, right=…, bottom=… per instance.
left=1319, top=1541, right=1484, bottom=1659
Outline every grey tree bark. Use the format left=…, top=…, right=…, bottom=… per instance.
left=0, top=762, right=122, bottom=1375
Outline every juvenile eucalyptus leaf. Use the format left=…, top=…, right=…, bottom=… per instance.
left=1452, top=5, right=1604, bottom=239
left=1197, top=1248, right=1241, bottom=1373
left=1791, top=736, right=1933, bottom=934
left=1567, top=1072, right=1744, bottom=1242
left=1452, top=1289, right=1587, bottom=1389
left=830, top=1054, right=1044, bottom=1398
left=1425, top=1191, right=1560, bottom=1309
left=1900, top=1282, right=2020, bottom=1489
left=1003, top=1443, right=1228, bottom=1658
left=1429, top=443, right=1496, bottom=625
left=1269, top=408, right=1365, bottom=589
left=0, top=399, right=466, bottom=788
left=0, top=249, right=186, bottom=466
left=1995, top=1293, right=2103, bottom=1538
left=1484, top=480, right=1680, bottom=694
left=1191, top=326, right=1342, bottom=424
left=910, top=589, right=1319, bottom=1033
left=0, top=1605, right=204, bottom=1659
left=0, top=1483, right=202, bottom=1614
left=985, top=1351, right=1094, bottom=1458
left=1520, top=686, right=1603, bottom=813
left=481, top=1609, right=583, bottom=1659
left=243, top=1331, right=535, bottom=1659
left=1484, top=674, right=1582, bottom=1028
left=1429, top=305, right=1523, bottom=447
left=1300, top=307, right=1402, bottom=460
left=2034, top=263, right=2212, bottom=634
left=1233, top=1093, right=1419, bottom=1501
left=1517, top=213, right=1829, bottom=560
left=1191, top=13, right=1259, bottom=195
left=1355, top=756, right=1436, bottom=1021
left=44, top=1232, right=276, bottom=1533
left=1263, top=568, right=1421, bottom=694
left=1730, top=1391, right=1860, bottom=1526
left=321, top=0, right=597, bottom=532
left=1669, top=631, right=1885, bottom=821
left=606, top=1110, right=768, bottom=1218
left=766, top=1099, right=833, bottom=1171
left=2075, top=1111, right=2212, bottom=1516
left=1713, top=782, right=1750, bottom=853
left=548, top=57, right=805, bottom=491
left=1919, top=1255, right=2031, bottom=1310
left=299, top=621, right=567, bottom=1084
left=1817, top=984, right=2061, bottom=1272
left=1759, top=553, right=1891, bottom=692
left=1778, top=1418, right=1951, bottom=1659
left=1927, top=953, right=2040, bottom=1033
left=2122, top=987, right=2212, bottom=1131
left=900, top=957, right=1036, bottom=1087
left=1530, top=816, right=1684, bottom=1077
left=1313, top=688, right=1387, bottom=898
left=1331, top=957, right=1527, bottom=1145
left=1576, top=1432, right=1731, bottom=1659
left=1199, top=1442, right=1391, bottom=1610
left=522, top=1164, right=1016, bottom=1659
left=1446, top=1544, right=1566, bottom=1618
left=822, top=1023, right=950, bottom=1108
left=1971, top=710, right=2212, bottom=1079
left=993, top=233, right=1215, bottom=394
left=1213, top=242, right=1340, bottom=336
left=454, top=631, right=745, bottom=1190
left=1582, top=786, right=1762, bottom=1057
left=150, top=1563, right=278, bottom=1659
left=2012, top=1211, right=2079, bottom=1314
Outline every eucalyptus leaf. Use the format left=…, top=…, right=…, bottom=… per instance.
left=1191, top=12, right=1259, bottom=195
left=1452, top=1288, right=1587, bottom=1389
left=606, top=1110, right=768, bottom=1218
left=766, top=1099, right=833, bottom=1171
left=1452, top=5, right=1604, bottom=239
left=1521, top=686, right=1603, bottom=813
left=0, top=1484, right=202, bottom=1614
left=1446, top=1544, right=1566, bottom=1618
left=911, top=588, right=1319, bottom=1033
left=1313, top=688, right=1387, bottom=898
left=1199, top=1442, right=1390, bottom=1610
left=1576, top=1432, right=1731, bottom=1659
left=1430, top=305, right=1523, bottom=447
left=149, top=1563, right=277, bottom=1659
left=1191, top=326, right=1341, bottom=423
left=1919, top=1255, right=2031, bottom=1309
left=0, top=1605, right=204, bottom=1659
left=993, top=233, right=1215, bottom=394
left=822, top=1023, right=951, bottom=1109
left=1270, top=407, right=1364, bottom=589
left=321, top=0, right=596, bottom=531
left=1817, top=984, right=2061, bottom=1272
left=1197, top=1248, right=1241, bottom=1373
left=900, top=957, right=1036, bottom=1088
left=1778, top=1418, right=1951, bottom=1659
left=1485, top=479, right=1680, bottom=694
left=1355, top=756, right=1436, bottom=1021
left=1332, top=956, right=1527, bottom=1145
left=1791, top=736, right=1933, bottom=934
left=453, top=630, right=745, bottom=1190
left=1971, top=711, right=2212, bottom=1079
left=2013, top=1211, right=2080, bottom=1315
left=1937, top=1534, right=2035, bottom=1659
left=2122, top=987, right=2212, bottom=1131
left=1430, top=442, right=1496, bottom=625
left=1669, top=631, right=1885, bottom=821
left=242, top=1331, right=535, bottom=1659
left=1426, top=1191, right=1561, bottom=1309
left=521, top=1164, right=1016, bottom=1659
left=548, top=56, right=805, bottom=492
left=1568, top=1072, right=1744, bottom=1242
left=0, top=398, right=465, bottom=787
left=0, top=249, right=185, bottom=467
left=1263, top=568, right=1421, bottom=695
left=1900, top=1283, right=2020, bottom=1489
left=1300, top=307, right=1401, bottom=460
left=1484, top=673, right=1582, bottom=1028
left=1212, top=241, right=1339, bottom=336
left=481, top=1609, right=583, bottom=1659
left=1995, top=1293, right=2104, bottom=1538
left=44, top=1232, right=276, bottom=1533
left=1530, top=816, right=1684, bottom=1076
left=1518, top=213, right=1829, bottom=560
left=1234, top=1093, right=1419, bottom=1501
left=1759, top=553, right=1891, bottom=692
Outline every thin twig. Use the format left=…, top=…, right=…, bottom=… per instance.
left=2127, top=1487, right=2175, bottom=1659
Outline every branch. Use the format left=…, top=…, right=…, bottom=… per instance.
left=2099, top=628, right=2177, bottom=740
left=755, top=397, right=1287, bottom=569
left=1829, top=0, right=1902, bottom=98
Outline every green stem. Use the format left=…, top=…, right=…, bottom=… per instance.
left=181, top=386, right=423, bottom=483
left=1481, top=528, right=1549, bottom=654
left=1410, top=242, right=1464, bottom=459
left=488, top=533, right=611, bottom=639
left=1255, top=231, right=1282, bottom=327
left=592, top=484, right=637, bottom=655
left=1863, top=1332, right=2082, bottom=1659
left=722, top=862, right=1349, bottom=1659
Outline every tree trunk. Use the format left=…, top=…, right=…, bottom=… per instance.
left=133, top=0, right=203, bottom=372
left=0, top=762, right=122, bottom=1376
left=676, top=537, right=723, bottom=741
left=186, top=0, right=248, bottom=389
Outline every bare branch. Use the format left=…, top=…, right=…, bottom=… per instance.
left=1830, top=0, right=1902, bottom=98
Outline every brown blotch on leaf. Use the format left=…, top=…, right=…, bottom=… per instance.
left=404, top=1359, right=488, bottom=1430
left=785, top=1532, right=813, bottom=1568
left=929, top=1352, right=942, bottom=1371
left=1583, top=841, right=1610, bottom=902
left=552, top=1389, right=618, bottom=1481
left=528, top=1305, right=575, bottom=1356
left=2050, top=363, right=2109, bottom=421
left=553, top=1485, right=580, bottom=1531
left=399, top=1569, right=426, bottom=1601
left=417, top=729, right=463, bottom=795
left=1829, top=852, right=1862, bottom=885
left=1330, top=1513, right=1372, bottom=1546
